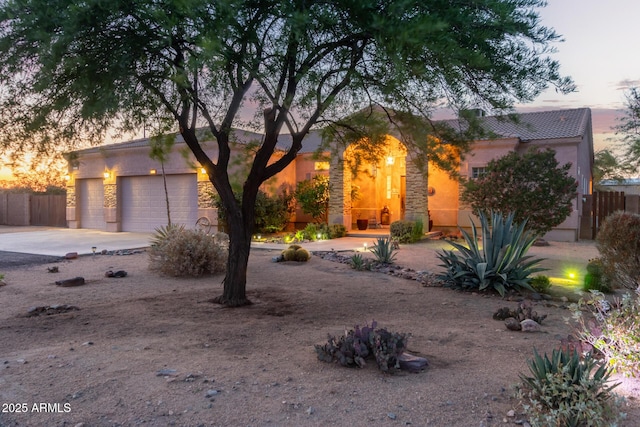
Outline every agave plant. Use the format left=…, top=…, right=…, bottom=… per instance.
left=149, top=223, right=186, bottom=247
left=370, top=237, right=397, bottom=264
left=436, top=211, right=545, bottom=296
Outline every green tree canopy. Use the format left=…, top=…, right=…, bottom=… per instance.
left=614, top=87, right=640, bottom=174
left=0, top=0, right=573, bottom=306
left=460, top=148, right=578, bottom=237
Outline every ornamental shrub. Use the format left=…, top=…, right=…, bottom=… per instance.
left=149, top=227, right=227, bottom=277
left=390, top=219, right=422, bottom=243
left=517, top=348, right=623, bottom=427
left=570, top=290, right=640, bottom=377
left=596, top=210, right=640, bottom=290
left=460, top=148, right=578, bottom=237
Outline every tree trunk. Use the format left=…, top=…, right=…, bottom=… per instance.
left=211, top=198, right=254, bottom=307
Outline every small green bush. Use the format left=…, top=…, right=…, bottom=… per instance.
left=517, top=348, right=622, bottom=427
left=571, top=290, right=640, bottom=377
left=149, top=227, right=227, bottom=277
left=529, top=275, right=551, bottom=294
left=583, top=258, right=612, bottom=293
left=327, top=223, right=347, bottom=238
left=596, top=210, right=640, bottom=290
left=370, top=237, right=397, bottom=264
left=390, top=220, right=422, bottom=243
left=303, top=223, right=319, bottom=241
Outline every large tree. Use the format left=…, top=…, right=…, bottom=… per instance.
left=614, top=87, right=640, bottom=173
left=460, top=148, right=578, bottom=237
left=0, top=0, right=572, bottom=306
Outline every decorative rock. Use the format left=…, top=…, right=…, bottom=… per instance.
left=0, top=279, right=6, bottom=287
left=387, top=412, right=397, bottom=420
left=206, top=389, right=219, bottom=397
left=504, top=317, right=522, bottom=331
left=26, top=305, right=80, bottom=317
left=506, top=409, right=515, bottom=417
left=47, top=266, right=59, bottom=273
left=398, top=352, right=429, bottom=372
left=65, top=252, right=78, bottom=259
left=520, top=319, right=541, bottom=332
left=156, top=369, right=177, bottom=377
left=105, top=270, right=127, bottom=278
left=306, top=406, right=314, bottom=415
left=55, top=277, right=85, bottom=287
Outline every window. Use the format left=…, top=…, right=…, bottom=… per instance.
left=471, top=167, right=487, bottom=179
left=314, top=161, right=330, bottom=171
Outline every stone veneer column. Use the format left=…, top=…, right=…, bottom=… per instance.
left=103, top=175, right=120, bottom=232
left=197, top=169, right=219, bottom=231
left=328, top=152, right=352, bottom=228
left=404, top=156, right=429, bottom=226
left=66, top=176, right=79, bottom=229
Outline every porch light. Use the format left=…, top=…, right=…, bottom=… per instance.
left=103, top=171, right=110, bottom=179
left=386, top=156, right=395, bottom=165
left=64, top=174, right=71, bottom=181
left=200, top=167, right=206, bottom=174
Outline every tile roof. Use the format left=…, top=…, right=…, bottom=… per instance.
left=442, top=108, right=592, bottom=141
left=73, top=108, right=591, bottom=156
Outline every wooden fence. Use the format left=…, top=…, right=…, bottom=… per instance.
left=30, top=194, right=67, bottom=227
left=0, top=193, right=66, bottom=227
left=581, top=191, right=640, bottom=239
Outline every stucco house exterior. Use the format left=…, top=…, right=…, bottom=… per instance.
left=65, top=107, right=593, bottom=241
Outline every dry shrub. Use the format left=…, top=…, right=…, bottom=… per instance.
left=596, top=211, right=640, bottom=290
left=149, top=228, right=227, bottom=277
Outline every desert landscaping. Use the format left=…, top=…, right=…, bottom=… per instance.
left=0, top=238, right=638, bottom=427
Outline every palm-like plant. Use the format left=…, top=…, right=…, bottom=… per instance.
left=436, top=211, right=544, bottom=296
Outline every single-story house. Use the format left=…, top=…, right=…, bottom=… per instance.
left=65, top=107, right=593, bottom=241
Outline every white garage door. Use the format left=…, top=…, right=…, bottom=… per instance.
left=121, top=174, right=198, bottom=232
left=78, top=179, right=105, bottom=230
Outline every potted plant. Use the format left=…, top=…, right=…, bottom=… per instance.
left=356, top=212, right=369, bottom=230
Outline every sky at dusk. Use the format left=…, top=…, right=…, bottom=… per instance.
left=519, top=0, right=640, bottom=150
left=1, top=1, right=639, bottom=181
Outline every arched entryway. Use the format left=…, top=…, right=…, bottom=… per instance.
left=327, top=135, right=429, bottom=230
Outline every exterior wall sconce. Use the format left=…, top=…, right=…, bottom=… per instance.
left=64, top=174, right=71, bottom=181
left=103, top=171, right=110, bottom=179
left=200, top=167, right=207, bottom=174
left=149, top=169, right=157, bottom=175
left=386, top=156, right=395, bottom=165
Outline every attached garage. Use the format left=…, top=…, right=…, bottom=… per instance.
left=78, top=178, right=105, bottom=230
left=120, top=174, right=198, bottom=232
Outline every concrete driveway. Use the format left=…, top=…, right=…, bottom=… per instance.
left=0, top=226, right=153, bottom=257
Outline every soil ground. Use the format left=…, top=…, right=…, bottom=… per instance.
left=0, top=239, right=638, bottom=427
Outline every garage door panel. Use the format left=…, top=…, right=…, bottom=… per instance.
left=78, top=179, right=104, bottom=230
left=121, top=175, right=197, bottom=232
